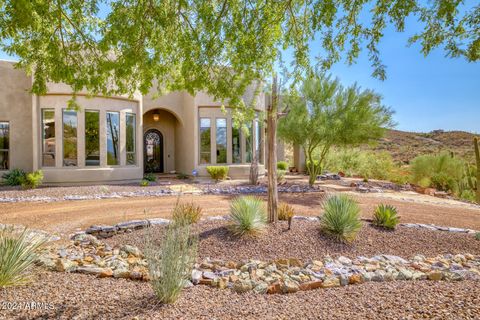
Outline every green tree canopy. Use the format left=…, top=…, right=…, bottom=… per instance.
left=278, top=73, right=393, bottom=185
left=1, top=0, right=478, bottom=103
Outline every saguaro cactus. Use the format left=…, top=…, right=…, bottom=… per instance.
left=474, top=137, right=480, bottom=203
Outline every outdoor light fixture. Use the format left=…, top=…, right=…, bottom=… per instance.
left=153, top=112, right=160, bottom=122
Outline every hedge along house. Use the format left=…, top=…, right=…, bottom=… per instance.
left=0, top=60, right=266, bottom=184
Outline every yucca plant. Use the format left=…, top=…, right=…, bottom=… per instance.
left=320, top=194, right=362, bottom=243
left=229, top=196, right=267, bottom=236
left=372, top=204, right=400, bottom=229
left=0, top=226, right=47, bottom=287
left=144, top=223, right=198, bottom=304
left=172, top=202, right=203, bottom=226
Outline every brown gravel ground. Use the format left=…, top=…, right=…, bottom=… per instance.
left=1, top=270, right=479, bottom=320
left=1, top=192, right=479, bottom=236
left=106, top=220, right=480, bottom=261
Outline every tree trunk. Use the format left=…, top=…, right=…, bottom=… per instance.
left=474, top=137, right=480, bottom=204
left=267, top=75, right=279, bottom=223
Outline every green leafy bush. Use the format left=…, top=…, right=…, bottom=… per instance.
left=144, top=223, right=197, bottom=304
left=372, top=204, right=399, bottom=229
left=2, top=169, right=26, bottom=186
left=475, top=232, right=480, bottom=241
left=139, top=179, right=149, bottom=187
left=277, top=161, right=288, bottom=171
left=206, top=166, right=229, bottom=181
left=143, top=173, right=156, bottom=182
left=410, top=152, right=464, bottom=193
left=20, top=171, right=43, bottom=189
left=320, top=195, right=362, bottom=243
left=229, top=196, right=267, bottom=236
left=172, top=202, right=203, bottom=225
left=0, top=226, right=47, bottom=287
left=278, top=202, right=295, bottom=221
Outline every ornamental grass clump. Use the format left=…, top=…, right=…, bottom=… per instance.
left=144, top=222, right=198, bottom=304
left=2, top=168, right=26, bottom=186
left=372, top=204, right=400, bottom=230
left=278, top=202, right=295, bottom=230
left=277, top=161, right=288, bottom=171
left=319, top=194, right=362, bottom=243
left=0, top=226, right=47, bottom=287
left=172, top=202, right=203, bottom=226
left=229, top=196, right=267, bottom=236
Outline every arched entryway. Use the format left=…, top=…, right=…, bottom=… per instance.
left=144, top=129, right=164, bottom=173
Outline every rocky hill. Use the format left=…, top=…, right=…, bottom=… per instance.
left=370, top=129, right=479, bottom=164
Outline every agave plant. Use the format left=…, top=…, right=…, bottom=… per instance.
left=0, top=226, right=47, bottom=287
left=320, top=194, right=362, bottom=243
left=373, top=204, right=400, bottom=230
left=229, top=196, right=267, bottom=236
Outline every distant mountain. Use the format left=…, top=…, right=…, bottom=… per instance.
left=369, top=129, right=479, bottom=164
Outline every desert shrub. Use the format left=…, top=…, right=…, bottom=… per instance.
left=410, top=152, right=464, bottom=193
left=144, top=223, right=197, bottom=304
left=319, top=194, right=362, bottom=243
left=206, top=166, right=229, bottom=181
left=277, top=161, right=288, bottom=171
left=372, top=204, right=399, bottom=229
left=229, top=196, right=267, bottom=236
left=0, top=226, right=47, bottom=287
left=460, top=189, right=476, bottom=202
left=476, top=232, right=480, bottom=241
left=143, top=173, right=156, bottom=182
left=172, top=202, right=203, bottom=225
left=2, top=169, right=26, bottom=186
left=277, top=169, right=286, bottom=182
left=20, top=170, right=43, bottom=189
left=324, top=148, right=397, bottom=181
left=278, top=202, right=295, bottom=221
left=140, top=179, right=150, bottom=187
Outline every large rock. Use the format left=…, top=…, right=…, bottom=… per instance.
left=120, top=245, right=142, bottom=257
left=56, top=258, right=78, bottom=272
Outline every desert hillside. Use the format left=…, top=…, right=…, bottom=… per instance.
left=369, top=129, right=479, bottom=163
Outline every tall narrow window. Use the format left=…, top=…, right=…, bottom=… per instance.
left=232, top=126, right=241, bottom=164
left=216, top=118, right=227, bottom=164
left=199, top=118, right=211, bottom=164
left=85, top=110, right=100, bottom=166
left=0, top=122, right=9, bottom=170
left=255, top=119, right=262, bottom=164
left=245, top=121, right=253, bottom=163
left=126, top=113, right=136, bottom=165
left=63, top=109, right=78, bottom=166
left=106, top=112, right=120, bottom=165
left=42, top=109, right=55, bottom=167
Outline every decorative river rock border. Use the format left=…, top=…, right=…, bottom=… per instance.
left=77, top=215, right=479, bottom=239
left=36, top=234, right=480, bottom=294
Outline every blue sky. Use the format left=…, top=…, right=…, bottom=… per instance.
left=1, top=7, right=478, bottom=133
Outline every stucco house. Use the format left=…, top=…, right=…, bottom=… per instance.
left=0, top=60, right=266, bottom=184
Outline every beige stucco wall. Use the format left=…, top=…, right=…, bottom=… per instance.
left=0, top=60, right=34, bottom=174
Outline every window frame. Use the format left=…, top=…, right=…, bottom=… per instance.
left=199, top=117, right=212, bottom=164
left=125, top=112, right=136, bottom=166
left=0, top=121, right=10, bottom=171
left=41, top=109, right=56, bottom=167
left=106, top=111, right=121, bottom=166
left=215, top=117, right=227, bottom=164
left=84, top=109, right=101, bottom=167
left=62, top=109, right=78, bottom=167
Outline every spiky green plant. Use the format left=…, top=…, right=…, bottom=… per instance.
left=0, top=226, right=47, bottom=287
left=20, top=170, right=44, bottom=189
left=172, top=202, right=203, bottom=226
left=320, top=195, right=362, bottom=243
left=372, top=204, right=400, bottom=229
left=2, top=168, right=26, bottom=186
left=229, top=196, right=267, bottom=236
left=144, top=222, right=198, bottom=304
left=475, top=232, right=480, bottom=241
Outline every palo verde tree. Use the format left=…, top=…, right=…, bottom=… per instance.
left=1, top=0, right=478, bottom=221
left=278, top=73, right=393, bottom=186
